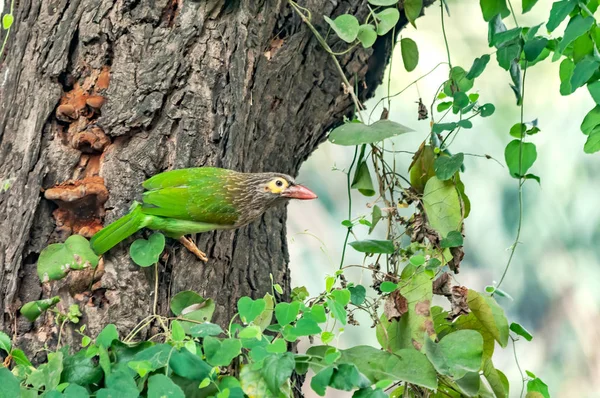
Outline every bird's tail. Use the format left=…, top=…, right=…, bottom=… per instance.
left=90, top=202, right=150, bottom=255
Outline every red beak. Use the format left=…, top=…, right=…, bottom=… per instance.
left=281, top=184, right=318, bottom=200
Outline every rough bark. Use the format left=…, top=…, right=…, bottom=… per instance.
left=0, top=0, right=424, bottom=363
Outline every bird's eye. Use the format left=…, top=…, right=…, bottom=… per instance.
left=275, top=180, right=284, bottom=187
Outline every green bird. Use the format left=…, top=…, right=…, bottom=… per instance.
left=90, top=167, right=317, bottom=261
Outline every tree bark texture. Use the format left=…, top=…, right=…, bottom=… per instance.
left=0, top=0, right=424, bottom=361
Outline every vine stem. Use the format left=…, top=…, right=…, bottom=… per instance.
left=511, top=336, right=526, bottom=397
left=440, top=0, right=452, bottom=68
left=497, top=63, right=527, bottom=289
left=339, top=146, right=359, bottom=269
left=288, top=1, right=365, bottom=122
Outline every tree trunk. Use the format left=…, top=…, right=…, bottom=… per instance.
left=0, top=0, right=419, bottom=363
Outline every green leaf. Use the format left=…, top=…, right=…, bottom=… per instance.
left=399, top=269, right=435, bottom=349
left=329, top=120, right=413, bottom=146
left=330, top=364, right=371, bottom=391
left=434, top=153, right=464, bottom=181
left=324, top=14, right=360, bottom=43
left=409, top=145, right=436, bottom=193
left=254, top=293, right=274, bottom=331
left=349, top=239, right=395, bottom=254
left=527, top=378, right=550, bottom=398
left=311, top=366, right=335, bottom=396
left=267, top=339, right=287, bottom=353
left=369, top=205, right=382, bottom=234
left=169, top=347, right=212, bottom=380
left=380, top=281, right=398, bottom=293
left=96, top=324, right=119, bottom=348
left=294, top=317, right=323, bottom=335
left=129, top=232, right=165, bottom=267
left=11, top=349, right=31, bottom=367
left=37, top=235, right=99, bottom=282
left=238, top=297, right=266, bottom=324
left=509, top=123, right=526, bottom=138
left=20, top=296, right=61, bottom=322
left=27, top=352, right=63, bottom=391
left=437, top=101, right=453, bottom=112
left=96, top=369, right=139, bottom=398
left=351, top=161, right=375, bottom=196
left=546, top=0, right=577, bottom=32
left=448, top=66, right=474, bottom=93
left=261, top=353, right=295, bottom=395
left=368, top=0, right=399, bottom=5
left=480, top=103, right=495, bottom=117
left=424, top=330, right=483, bottom=379
left=522, top=0, right=538, bottom=13
left=432, top=122, right=457, bottom=133
left=479, top=0, right=510, bottom=22
left=338, top=346, right=437, bottom=389
left=588, top=81, right=600, bottom=104
left=581, top=105, right=600, bottom=134
left=491, top=27, right=522, bottom=47
left=61, top=350, right=103, bottom=386
left=239, top=325, right=262, bottom=339
left=570, top=56, right=600, bottom=91
left=466, top=54, right=490, bottom=79
left=423, top=177, right=463, bottom=238
left=2, top=14, right=14, bottom=30
left=584, top=128, right=600, bottom=153
left=401, top=38, right=419, bottom=72
left=558, top=16, right=595, bottom=54
left=524, top=38, right=548, bottom=61
left=496, top=43, right=521, bottom=70
left=504, top=140, right=537, bottom=177
left=468, top=290, right=509, bottom=347
left=440, top=231, right=464, bottom=248
left=375, top=8, right=400, bottom=35
left=291, top=286, right=309, bottom=302
left=63, top=384, right=90, bottom=398
left=308, top=304, right=327, bottom=323
left=170, top=291, right=215, bottom=331
left=132, top=344, right=172, bottom=371
left=510, top=322, right=533, bottom=341
left=275, top=302, right=300, bottom=326
left=405, top=0, right=423, bottom=27
left=204, top=337, right=242, bottom=366
left=0, top=332, right=10, bottom=353
left=0, top=367, right=20, bottom=398
left=453, top=92, right=469, bottom=112
left=483, top=359, right=509, bottom=398
left=357, top=24, right=377, bottom=48
left=187, top=323, right=222, bottom=339
left=349, top=285, right=366, bottom=305
left=559, top=58, right=575, bottom=95
left=148, top=374, right=185, bottom=398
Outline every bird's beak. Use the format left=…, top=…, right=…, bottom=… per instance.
left=281, top=184, right=318, bottom=200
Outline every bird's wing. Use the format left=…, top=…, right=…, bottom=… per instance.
left=141, top=168, right=240, bottom=225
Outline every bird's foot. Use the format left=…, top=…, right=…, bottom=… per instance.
left=178, top=236, right=208, bottom=262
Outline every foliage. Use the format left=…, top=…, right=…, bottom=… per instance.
left=7, top=0, right=586, bottom=396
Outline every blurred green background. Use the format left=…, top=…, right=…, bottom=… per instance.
left=286, top=1, right=600, bottom=396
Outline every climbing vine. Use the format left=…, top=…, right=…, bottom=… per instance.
left=4, top=0, right=598, bottom=396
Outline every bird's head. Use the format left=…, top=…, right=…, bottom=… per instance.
left=259, top=174, right=318, bottom=201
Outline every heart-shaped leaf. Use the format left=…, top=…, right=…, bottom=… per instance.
left=434, top=153, right=464, bottom=181
left=237, top=297, right=266, bottom=324
left=129, top=232, right=165, bottom=267
left=329, top=120, right=413, bottom=146
left=37, top=235, right=99, bottom=282
left=440, top=231, right=464, bottom=248
left=170, top=290, right=215, bottom=332
left=375, top=8, right=400, bottom=36
left=357, top=24, right=377, bottom=48
left=324, top=14, right=360, bottom=43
